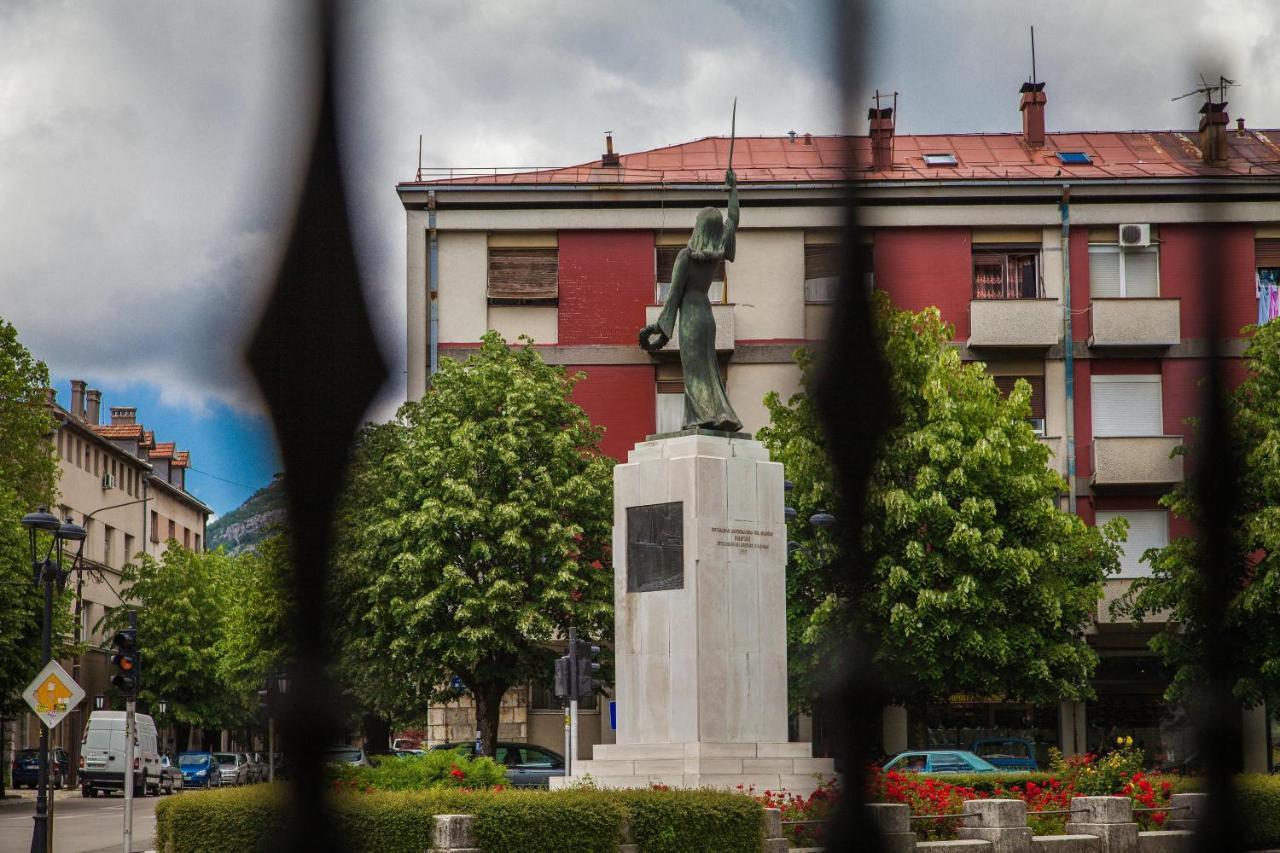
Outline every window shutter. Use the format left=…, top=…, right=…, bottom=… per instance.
left=1091, top=377, right=1162, bottom=436
left=1256, top=239, right=1280, bottom=268
left=656, top=393, right=684, bottom=433
left=656, top=245, right=725, bottom=303
left=1096, top=509, right=1167, bottom=578
left=804, top=245, right=841, bottom=280
left=993, top=375, right=1046, bottom=419
left=487, top=248, right=558, bottom=301
left=1123, top=250, right=1159, bottom=297
left=1089, top=249, right=1122, bottom=298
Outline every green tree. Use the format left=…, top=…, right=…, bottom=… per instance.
left=104, top=547, right=237, bottom=751
left=331, top=332, right=615, bottom=753
left=1114, top=319, right=1280, bottom=707
left=760, top=295, right=1122, bottom=743
left=0, top=318, right=62, bottom=796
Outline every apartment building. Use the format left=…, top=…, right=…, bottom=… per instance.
left=398, top=83, right=1280, bottom=769
left=13, top=380, right=212, bottom=777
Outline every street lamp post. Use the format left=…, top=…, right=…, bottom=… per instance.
left=21, top=508, right=85, bottom=853
left=269, top=670, right=289, bottom=782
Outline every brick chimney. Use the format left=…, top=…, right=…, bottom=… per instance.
left=602, top=132, right=620, bottom=167
left=1199, top=100, right=1229, bottom=167
left=70, top=380, right=86, bottom=421
left=1020, top=81, right=1047, bottom=146
left=85, top=389, right=102, bottom=425
left=111, top=406, right=137, bottom=426
left=869, top=107, right=894, bottom=170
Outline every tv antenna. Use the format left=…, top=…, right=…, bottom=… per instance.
left=1172, top=74, right=1238, bottom=104
left=1029, top=25, right=1037, bottom=86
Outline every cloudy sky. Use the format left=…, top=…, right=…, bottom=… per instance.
left=2, top=0, right=1276, bottom=514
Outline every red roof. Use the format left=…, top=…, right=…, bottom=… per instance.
left=94, top=424, right=143, bottom=440
left=406, top=131, right=1280, bottom=187
left=150, top=442, right=175, bottom=460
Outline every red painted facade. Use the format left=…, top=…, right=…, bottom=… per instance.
left=873, top=227, right=974, bottom=339
left=558, top=231, right=655, bottom=346
left=1159, top=224, right=1257, bottom=339
left=567, top=365, right=655, bottom=460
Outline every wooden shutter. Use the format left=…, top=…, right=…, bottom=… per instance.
left=487, top=248, right=558, bottom=301
left=656, top=246, right=724, bottom=283
left=993, top=375, right=1046, bottom=419
left=1091, top=376, right=1162, bottom=436
left=1089, top=248, right=1122, bottom=298
left=804, top=245, right=841, bottom=280
left=1256, top=239, right=1280, bottom=268
left=1096, top=509, right=1167, bottom=578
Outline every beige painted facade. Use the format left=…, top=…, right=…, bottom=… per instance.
left=727, top=229, right=806, bottom=341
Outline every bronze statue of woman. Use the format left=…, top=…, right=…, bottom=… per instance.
left=638, top=168, right=743, bottom=433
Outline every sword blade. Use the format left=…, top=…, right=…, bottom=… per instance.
left=727, top=96, right=737, bottom=174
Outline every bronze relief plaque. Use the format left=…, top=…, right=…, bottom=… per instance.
left=626, top=501, right=684, bottom=592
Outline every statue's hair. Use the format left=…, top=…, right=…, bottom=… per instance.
left=687, top=207, right=727, bottom=261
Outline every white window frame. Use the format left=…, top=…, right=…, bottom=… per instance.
left=1091, top=374, right=1164, bottom=437
left=1088, top=244, right=1160, bottom=298
left=1095, top=509, right=1168, bottom=579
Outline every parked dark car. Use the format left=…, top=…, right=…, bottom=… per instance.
left=970, top=738, right=1039, bottom=771
left=430, top=741, right=565, bottom=788
left=158, top=755, right=184, bottom=794
left=882, top=750, right=999, bottom=773
left=12, top=747, right=69, bottom=789
left=177, top=752, right=222, bottom=788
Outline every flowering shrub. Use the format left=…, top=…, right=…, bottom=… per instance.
left=748, top=779, right=840, bottom=846
left=1050, top=740, right=1144, bottom=796
left=326, top=748, right=507, bottom=791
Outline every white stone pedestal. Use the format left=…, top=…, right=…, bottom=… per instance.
left=551, top=433, right=835, bottom=794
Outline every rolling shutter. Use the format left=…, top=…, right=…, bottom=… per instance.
left=1089, top=248, right=1122, bottom=298
left=993, top=375, right=1046, bottom=419
left=656, top=246, right=725, bottom=303
left=1255, top=239, right=1280, bottom=268
left=1091, top=376, right=1162, bottom=437
left=487, top=248, right=558, bottom=301
left=1096, top=509, right=1167, bottom=578
left=1123, top=250, right=1159, bottom=297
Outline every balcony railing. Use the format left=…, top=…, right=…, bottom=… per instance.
left=643, top=304, right=735, bottom=352
left=1091, top=435, right=1184, bottom=487
left=1089, top=298, right=1180, bottom=348
left=968, top=299, right=1061, bottom=348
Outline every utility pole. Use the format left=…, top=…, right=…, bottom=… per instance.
left=121, top=611, right=137, bottom=853
left=567, top=627, right=579, bottom=771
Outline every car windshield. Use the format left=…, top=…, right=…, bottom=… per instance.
left=213, top=753, right=236, bottom=764
left=178, top=754, right=209, bottom=766
left=965, top=754, right=1000, bottom=771
left=325, top=748, right=362, bottom=763
left=18, top=749, right=38, bottom=759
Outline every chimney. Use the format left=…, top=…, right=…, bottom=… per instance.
left=85, top=389, right=102, bottom=425
left=111, top=406, right=137, bottom=426
left=70, top=380, right=86, bottom=421
left=602, top=132, right=620, bottom=167
left=1199, top=100, right=1229, bottom=167
left=1020, top=81, right=1047, bottom=146
left=868, top=107, right=894, bottom=170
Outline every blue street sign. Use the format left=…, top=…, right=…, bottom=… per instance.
left=609, top=700, right=616, bottom=731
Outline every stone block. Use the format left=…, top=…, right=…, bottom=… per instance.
left=865, top=802, right=910, bottom=834
left=731, top=438, right=769, bottom=461
left=754, top=742, right=813, bottom=758
left=593, top=742, right=685, bottom=761
left=627, top=441, right=663, bottom=462
left=1032, top=836, right=1101, bottom=853
left=762, top=807, right=783, bottom=838
left=496, top=723, right=523, bottom=740
left=964, top=798, right=1028, bottom=828
left=432, top=814, right=474, bottom=849
left=579, top=759, right=635, bottom=775
left=634, top=758, right=684, bottom=775
left=694, top=455, right=728, bottom=518
left=684, top=757, right=744, bottom=774
left=1064, top=822, right=1138, bottom=853
left=1163, top=793, right=1205, bottom=831
left=957, top=825, right=1033, bottom=853
left=1070, top=796, right=1133, bottom=824
left=917, top=842, right=994, bottom=852
left=791, top=758, right=836, bottom=775
left=1136, top=831, right=1194, bottom=853
left=761, top=839, right=789, bottom=853
left=589, top=775, right=653, bottom=789
left=726, top=457, right=758, bottom=522
left=742, top=758, right=794, bottom=774
left=684, top=742, right=758, bottom=758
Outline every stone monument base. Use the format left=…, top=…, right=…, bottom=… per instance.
left=550, top=741, right=835, bottom=795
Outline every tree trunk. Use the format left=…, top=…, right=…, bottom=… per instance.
left=0, top=713, right=6, bottom=800
left=907, top=699, right=929, bottom=750
left=361, top=713, right=391, bottom=753
left=175, top=722, right=192, bottom=755
left=472, top=683, right=507, bottom=757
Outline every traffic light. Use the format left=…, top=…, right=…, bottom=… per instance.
left=554, top=655, right=572, bottom=700
left=110, top=628, right=139, bottom=696
left=572, top=639, right=601, bottom=699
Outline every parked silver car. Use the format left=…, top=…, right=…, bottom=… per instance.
left=213, top=752, right=250, bottom=786
left=323, top=745, right=371, bottom=767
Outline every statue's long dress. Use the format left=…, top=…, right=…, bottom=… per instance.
left=678, top=257, right=742, bottom=432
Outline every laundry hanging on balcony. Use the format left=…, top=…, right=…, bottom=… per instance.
left=1258, top=269, right=1280, bottom=325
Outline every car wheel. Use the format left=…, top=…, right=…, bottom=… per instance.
left=83, top=786, right=96, bottom=797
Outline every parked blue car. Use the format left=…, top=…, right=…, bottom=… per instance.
left=176, top=751, right=222, bottom=788
left=970, top=738, right=1039, bottom=771
left=882, top=750, right=999, bottom=773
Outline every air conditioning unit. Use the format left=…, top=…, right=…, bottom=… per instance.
left=101, top=472, right=117, bottom=490
left=1118, top=223, right=1151, bottom=248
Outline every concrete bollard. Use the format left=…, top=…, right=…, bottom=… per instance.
left=1163, top=792, right=1206, bottom=832
left=866, top=802, right=917, bottom=853
left=1065, top=796, right=1138, bottom=853
left=957, top=798, right=1032, bottom=853
left=432, top=814, right=480, bottom=852
left=760, top=807, right=789, bottom=853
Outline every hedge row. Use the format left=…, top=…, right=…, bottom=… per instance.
left=1172, top=773, right=1280, bottom=848
left=912, top=771, right=1061, bottom=792
left=154, top=785, right=764, bottom=853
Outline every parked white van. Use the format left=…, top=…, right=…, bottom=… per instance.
left=79, top=710, right=162, bottom=797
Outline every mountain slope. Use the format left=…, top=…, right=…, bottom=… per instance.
left=207, top=473, right=287, bottom=555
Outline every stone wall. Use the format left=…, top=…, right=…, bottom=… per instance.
left=425, top=686, right=529, bottom=746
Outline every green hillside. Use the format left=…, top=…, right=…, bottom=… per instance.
left=207, top=473, right=288, bottom=554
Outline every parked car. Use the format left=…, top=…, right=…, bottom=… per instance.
left=176, top=752, right=222, bottom=788
left=429, top=741, right=565, bottom=788
left=239, top=752, right=261, bottom=783
left=80, top=711, right=162, bottom=797
left=323, top=745, right=372, bottom=767
left=882, top=750, right=999, bottom=773
left=213, top=752, right=250, bottom=786
left=252, top=752, right=271, bottom=781
left=11, top=747, right=69, bottom=790
left=157, top=755, right=184, bottom=794
left=970, top=738, right=1038, bottom=771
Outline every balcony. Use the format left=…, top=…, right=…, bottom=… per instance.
left=967, top=299, right=1061, bottom=349
left=1091, top=436, right=1183, bottom=488
left=643, top=304, right=735, bottom=352
left=1089, top=299, right=1180, bottom=348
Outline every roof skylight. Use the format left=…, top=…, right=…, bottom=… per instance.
left=1057, top=151, right=1092, bottom=165
left=923, top=153, right=958, bottom=166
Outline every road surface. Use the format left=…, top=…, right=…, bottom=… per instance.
left=0, top=788, right=159, bottom=853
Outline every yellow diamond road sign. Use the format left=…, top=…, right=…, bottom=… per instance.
left=24, top=660, right=85, bottom=729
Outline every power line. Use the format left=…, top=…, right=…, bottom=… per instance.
left=184, top=466, right=265, bottom=493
